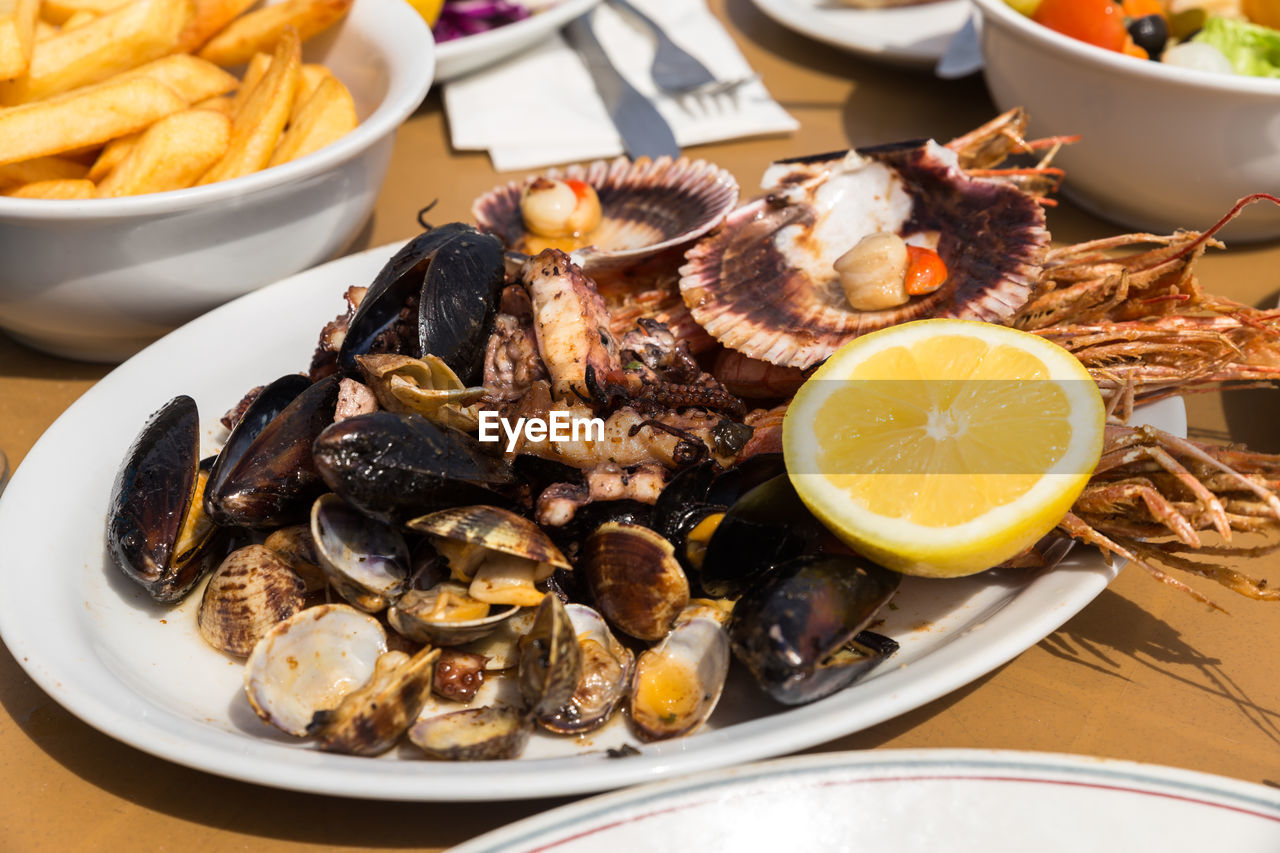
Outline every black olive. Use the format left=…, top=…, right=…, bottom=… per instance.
left=1127, top=14, right=1168, bottom=59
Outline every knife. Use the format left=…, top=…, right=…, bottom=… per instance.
left=563, top=12, right=681, bottom=161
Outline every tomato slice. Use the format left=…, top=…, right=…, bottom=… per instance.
left=904, top=246, right=948, bottom=296
left=1033, top=0, right=1128, bottom=52
left=562, top=179, right=593, bottom=203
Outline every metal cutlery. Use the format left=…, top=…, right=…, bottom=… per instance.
left=563, top=12, right=681, bottom=160
left=608, top=0, right=755, bottom=98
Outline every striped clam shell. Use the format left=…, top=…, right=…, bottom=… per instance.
left=471, top=156, right=739, bottom=272
left=678, top=141, right=1050, bottom=369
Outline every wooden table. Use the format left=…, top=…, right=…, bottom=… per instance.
left=3, top=2, right=1279, bottom=849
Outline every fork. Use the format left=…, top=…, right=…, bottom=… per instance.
left=606, top=0, right=753, bottom=98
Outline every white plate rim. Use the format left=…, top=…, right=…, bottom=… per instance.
left=451, top=748, right=1280, bottom=852
left=0, top=241, right=1184, bottom=802
left=747, top=0, right=970, bottom=67
left=433, top=0, right=602, bottom=82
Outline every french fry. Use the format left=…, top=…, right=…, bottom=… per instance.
left=198, top=0, right=351, bottom=67
left=0, top=153, right=87, bottom=188
left=34, top=18, right=55, bottom=39
left=119, top=53, right=238, bottom=103
left=228, top=49, right=268, bottom=115
left=270, top=74, right=352, bottom=166
left=0, top=75, right=186, bottom=165
left=0, top=0, right=39, bottom=78
left=192, top=92, right=231, bottom=114
left=4, top=177, right=94, bottom=197
left=197, top=26, right=297, bottom=184
left=85, top=129, right=139, bottom=180
left=60, top=8, right=94, bottom=28
left=1, top=0, right=193, bottom=104
left=289, top=61, right=331, bottom=125
left=176, top=0, right=255, bottom=53
left=97, top=107, right=228, bottom=196
left=39, top=0, right=127, bottom=25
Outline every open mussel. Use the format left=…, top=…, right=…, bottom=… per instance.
left=205, top=375, right=340, bottom=528
left=314, top=412, right=518, bottom=524
left=697, top=473, right=830, bottom=599
left=107, top=395, right=220, bottom=603
left=729, top=554, right=901, bottom=706
left=337, top=224, right=506, bottom=385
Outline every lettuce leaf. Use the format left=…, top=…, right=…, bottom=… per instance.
left=1192, top=15, right=1280, bottom=78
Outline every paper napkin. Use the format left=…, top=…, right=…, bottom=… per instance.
left=443, top=0, right=798, bottom=171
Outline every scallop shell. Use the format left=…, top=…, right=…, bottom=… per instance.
left=678, top=141, right=1049, bottom=369
left=472, top=156, right=739, bottom=272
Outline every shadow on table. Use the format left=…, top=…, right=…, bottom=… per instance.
left=0, top=640, right=567, bottom=848
left=0, top=332, right=113, bottom=382
left=1039, top=588, right=1280, bottom=748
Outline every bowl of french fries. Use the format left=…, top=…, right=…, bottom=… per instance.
left=0, top=0, right=434, bottom=361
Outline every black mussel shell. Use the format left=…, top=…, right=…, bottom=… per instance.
left=204, top=375, right=340, bottom=529
left=705, top=453, right=785, bottom=507
left=205, top=373, right=309, bottom=508
left=337, top=224, right=505, bottom=385
left=313, top=411, right=518, bottom=524
left=730, top=554, right=900, bottom=706
left=698, top=473, right=825, bottom=599
left=107, top=395, right=219, bottom=602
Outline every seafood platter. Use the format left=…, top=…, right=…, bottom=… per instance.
left=3, top=109, right=1279, bottom=800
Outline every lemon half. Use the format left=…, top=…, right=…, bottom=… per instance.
left=783, top=319, right=1105, bottom=578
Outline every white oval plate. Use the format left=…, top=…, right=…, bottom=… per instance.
left=454, top=749, right=1280, bottom=852
left=434, top=0, right=601, bottom=82
left=0, top=242, right=1184, bottom=801
left=749, top=0, right=969, bottom=67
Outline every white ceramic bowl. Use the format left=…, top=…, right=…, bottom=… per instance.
left=0, top=0, right=434, bottom=362
left=972, top=0, right=1280, bottom=242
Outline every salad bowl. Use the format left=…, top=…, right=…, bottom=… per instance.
left=973, top=0, right=1280, bottom=241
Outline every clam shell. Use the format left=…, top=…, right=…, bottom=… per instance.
left=387, top=583, right=519, bottom=646
left=629, top=604, right=731, bottom=742
left=407, top=505, right=571, bottom=572
left=308, top=645, right=441, bottom=756
left=408, top=706, right=532, bottom=761
left=516, top=593, right=581, bottom=718
left=538, top=604, right=634, bottom=735
left=197, top=544, right=306, bottom=658
left=243, top=603, right=388, bottom=737
left=679, top=141, right=1049, bottom=368
left=472, top=156, right=739, bottom=272
left=311, top=493, right=410, bottom=613
left=582, top=523, right=690, bottom=642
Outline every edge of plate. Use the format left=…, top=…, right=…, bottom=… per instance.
left=450, top=748, right=1280, bottom=852
left=0, top=243, right=1167, bottom=801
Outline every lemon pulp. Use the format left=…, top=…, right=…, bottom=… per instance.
left=784, top=319, right=1105, bottom=578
